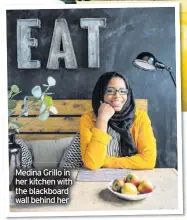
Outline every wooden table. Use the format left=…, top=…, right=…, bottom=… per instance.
left=9, top=168, right=179, bottom=214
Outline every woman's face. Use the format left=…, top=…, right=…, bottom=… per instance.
left=104, top=77, right=128, bottom=111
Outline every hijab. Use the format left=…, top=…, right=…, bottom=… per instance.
left=92, top=72, right=137, bottom=156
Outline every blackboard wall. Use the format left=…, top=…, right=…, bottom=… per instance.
left=7, top=7, right=177, bottom=168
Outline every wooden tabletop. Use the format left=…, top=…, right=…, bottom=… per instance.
left=9, top=168, right=178, bottom=213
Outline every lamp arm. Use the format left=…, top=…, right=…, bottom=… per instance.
left=165, top=68, right=176, bottom=87
left=155, top=61, right=165, bottom=69
left=155, top=62, right=176, bottom=87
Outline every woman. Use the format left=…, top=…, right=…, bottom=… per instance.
left=80, top=72, right=157, bottom=170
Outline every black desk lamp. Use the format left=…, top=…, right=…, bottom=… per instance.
left=132, top=52, right=176, bottom=87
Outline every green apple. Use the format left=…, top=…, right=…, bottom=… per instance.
left=112, top=178, right=125, bottom=192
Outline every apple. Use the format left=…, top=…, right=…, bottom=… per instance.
left=123, top=177, right=126, bottom=183
left=121, top=183, right=138, bottom=195
left=137, top=180, right=154, bottom=194
left=112, top=178, right=125, bottom=192
left=125, top=173, right=141, bottom=187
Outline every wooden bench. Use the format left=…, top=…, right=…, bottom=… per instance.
left=11, top=99, right=147, bottom=140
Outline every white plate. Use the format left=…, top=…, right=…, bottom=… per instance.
left=107, top=181, right=153, bottom=201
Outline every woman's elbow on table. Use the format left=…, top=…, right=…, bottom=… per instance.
left=144, top=161, right=156, bottom=170
left=141, top=155, right=156, bottom=170
left=83, top=159, right=103, bottom=171
left=83, top=154, right=104, bottom=171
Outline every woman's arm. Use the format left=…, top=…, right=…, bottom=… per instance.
left=80, top=113, right=112, bottom=170
left=103, top=111, right=157, bottom=170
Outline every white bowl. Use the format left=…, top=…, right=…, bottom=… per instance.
left=107, top=181, right=153, bottom=201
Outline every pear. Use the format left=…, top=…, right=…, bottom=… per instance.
left=121, top=183, right=138, bottom=195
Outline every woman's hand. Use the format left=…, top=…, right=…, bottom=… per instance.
left=97, top=101, right=115, bottom=122
left=95, top=101, right=115, bottom=133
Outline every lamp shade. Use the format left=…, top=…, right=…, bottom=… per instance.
left=132, top=52, right=157, bottom=71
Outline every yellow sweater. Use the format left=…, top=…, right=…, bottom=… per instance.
left=80, top=109, right=157, bottom=170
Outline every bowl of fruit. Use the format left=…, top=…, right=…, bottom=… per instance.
left=107, top=173, right=155, bottom=201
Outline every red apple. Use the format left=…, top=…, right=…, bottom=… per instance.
left=125, top=173, right=141, bottom=187
left=137, top=180, right=154, bottom=194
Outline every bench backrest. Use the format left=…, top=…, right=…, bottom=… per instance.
left=11, top=99, right=147, bottom=140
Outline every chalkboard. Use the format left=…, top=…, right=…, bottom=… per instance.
left=6, top=7, right=177, bottom=169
